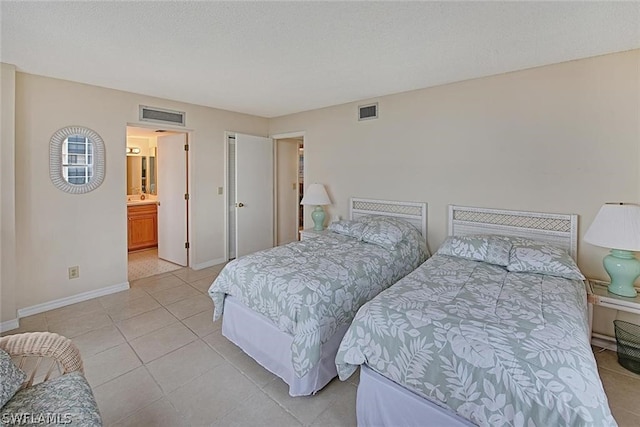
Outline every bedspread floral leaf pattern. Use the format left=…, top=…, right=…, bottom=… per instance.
left=209, top=229, right=427, bottom=378
left=335, top=255, right=616, bottom=427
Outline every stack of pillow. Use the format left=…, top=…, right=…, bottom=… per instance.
left=435, top=234, right=585, bottom=280
left=328, top=215, right=425, bottom=252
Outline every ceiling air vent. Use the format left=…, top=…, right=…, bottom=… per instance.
left=139, top=105, right=186, bottom=126
left=358, top=103, right=378, bottom=121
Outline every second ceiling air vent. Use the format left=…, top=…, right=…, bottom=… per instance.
left=358, top=103, right=378, bottom=121
left=139, top=105, right=186, bottom=126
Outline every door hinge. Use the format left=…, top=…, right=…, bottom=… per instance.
left=184, top=193, right=189, bottom=200
left=185, top=242, right=190, bottom=249
left=184, top=144, right=189, bottom=151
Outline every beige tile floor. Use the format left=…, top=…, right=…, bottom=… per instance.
left=3, top=265, right=640, bottom=426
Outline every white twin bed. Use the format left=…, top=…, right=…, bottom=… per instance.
left=336, top=205, right=616, bottom=426
left=209, top=198, right=429, bottom=396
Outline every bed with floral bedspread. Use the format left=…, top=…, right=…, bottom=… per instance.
left=210, top=216, right=428, bottom=378
left=336, top=236, right=616, bottom=427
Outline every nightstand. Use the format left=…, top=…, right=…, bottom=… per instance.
left=299, top=228, right=332, bottom=241
left=588, top=279, right=640, bottom=315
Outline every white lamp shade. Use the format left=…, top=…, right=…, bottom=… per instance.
left=300, top=183, right=331, bottom=206
left=584, top=203, right=640, bottom=251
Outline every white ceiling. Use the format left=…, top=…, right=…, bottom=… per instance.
left=2, top=2, right=639, bottom=118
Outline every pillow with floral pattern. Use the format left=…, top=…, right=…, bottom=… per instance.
left=327, top=220, right=366, bottom=240
left=359, top=215, right=421, bottom=250
left=506, top=238, right=585, bottom=280
left=0, top=347, right=26, bottom=407
left=436, top=235, right=512, bottom=266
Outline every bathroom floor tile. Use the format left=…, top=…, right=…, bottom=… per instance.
left=128, top=248, right=182, bottom=281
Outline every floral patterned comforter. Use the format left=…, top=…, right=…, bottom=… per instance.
left=336, top=255, right=616, bottom=427
left=209, top=232, right=427, bottom=378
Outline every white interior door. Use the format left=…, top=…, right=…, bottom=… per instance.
left=157, top=133, right=188, bottom=266
left=235, top=133, right=273, bottom=257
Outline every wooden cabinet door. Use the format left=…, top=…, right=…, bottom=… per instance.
left=128, top=204, right=158, bottom=251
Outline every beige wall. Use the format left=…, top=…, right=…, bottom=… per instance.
left=0, top=63, right=17, bottom=324
left=13, top=72, right=268, bottom=311
left=270, top=50, right=640, bottom=337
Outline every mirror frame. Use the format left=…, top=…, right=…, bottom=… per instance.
left=49, top=126, right=106, bottom=194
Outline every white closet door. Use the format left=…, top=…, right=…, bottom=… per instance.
left=234, top=133, right=273, bottom=257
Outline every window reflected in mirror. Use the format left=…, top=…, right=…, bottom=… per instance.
left=62, top=135, right=94, bottom=185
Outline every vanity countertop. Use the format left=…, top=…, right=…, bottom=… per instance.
left=126, top=199, right=158, bottom=206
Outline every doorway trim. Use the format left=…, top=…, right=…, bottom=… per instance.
left=125, top=122, right=193, bottom=271
left=271, top=131, right=305, bottom=244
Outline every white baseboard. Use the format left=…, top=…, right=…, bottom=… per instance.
left=0, top=318, right=19, bottom=333
left=192, top=257, right=226, bottom=271
left=591, top=333, right=617, bottom=352
left=17, top=281, right=130, bottom=318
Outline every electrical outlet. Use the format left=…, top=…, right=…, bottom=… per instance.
left=217, top=187, right=223, bottom=195
left=68, top=266, right=79, bottom=279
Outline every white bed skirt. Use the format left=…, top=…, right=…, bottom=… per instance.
left=222, top=296, right=348, bottom=397
left=357, top=365, right=475, bottom=427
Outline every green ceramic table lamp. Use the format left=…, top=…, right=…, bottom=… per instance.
left=300, top=183, right=331, bottom=231
left=584, top=203, right=640, bottom=297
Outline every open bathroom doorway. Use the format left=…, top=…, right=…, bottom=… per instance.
left=126, top=126, right=189, bottom=281
left=273, top=133, right=304, bottom=246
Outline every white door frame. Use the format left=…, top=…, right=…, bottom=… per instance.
left=125, top=122, right=192, bottom=268
left=223, top=132, right=234, bottom=262
left=271, top=131, right=305, bottom=245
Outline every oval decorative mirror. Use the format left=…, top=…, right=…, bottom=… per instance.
left=49, top=126, right=105, bottom=194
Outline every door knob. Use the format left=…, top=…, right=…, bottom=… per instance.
left=237, top=202, right=244, bottom=207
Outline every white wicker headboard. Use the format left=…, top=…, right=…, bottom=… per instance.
left=350, top=198, right=428, bottom=241
left=448, top=205, right=578, bottom=260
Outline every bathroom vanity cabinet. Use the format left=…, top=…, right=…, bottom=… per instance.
left=127, top=203, right=158, bottom=251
